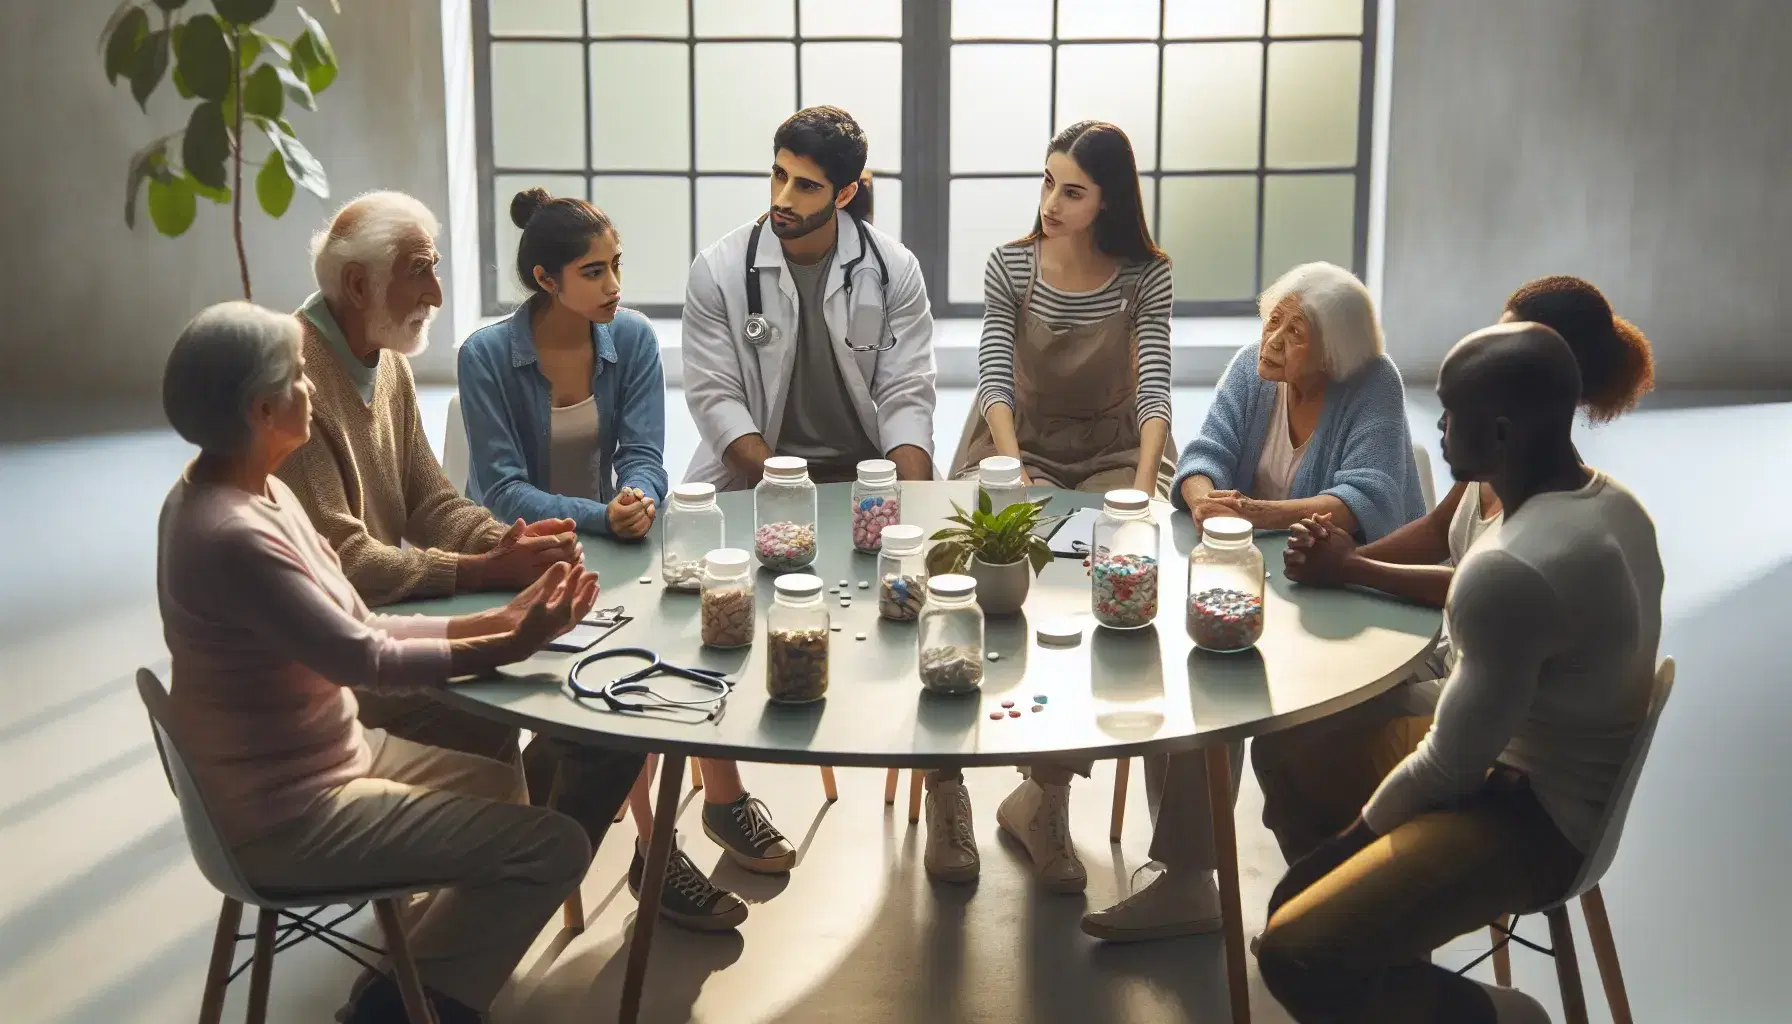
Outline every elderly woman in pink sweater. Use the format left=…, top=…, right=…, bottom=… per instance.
left=157, top=302, right=598, bottom=1024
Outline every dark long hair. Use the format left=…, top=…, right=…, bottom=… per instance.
left=1021, top=121, right=1166, bottom=265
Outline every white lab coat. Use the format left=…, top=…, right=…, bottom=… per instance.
left=680, top=212, right=938, bottom=490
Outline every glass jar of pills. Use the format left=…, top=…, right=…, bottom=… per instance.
left=916, top=574, right=984, bottom=694
left=661, top=483, right=724, bottom=591
left=766, top=574, right=829, bottom=703
left=977, top=455, right=1027, bottom=516
left=699, top=548, right=756, bottom=649
left=876, top=524, right=927, bottom=622
left=1091, top=489, right=1161, bottom=630
left=1186, top=516, right=1265, bottom=652
left=850, top=459, right=901, bottom=552
left=754, top=456, right=818, bottom=571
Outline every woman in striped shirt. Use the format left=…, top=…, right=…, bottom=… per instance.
left=949, top=120, right=1176, bottom=499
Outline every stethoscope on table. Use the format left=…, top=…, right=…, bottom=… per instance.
left=741, top=213, right=898, bottom=352
left=567, top=646, right=733, bottom=722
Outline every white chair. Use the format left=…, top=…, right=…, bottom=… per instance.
left=1413, top=441, right=1437, bottom=512
left=1488, top=656, right=1675, bottom=1024
left=443, top=393, right=469, bottom=497
left=137, top=669, right=440, bottom=1024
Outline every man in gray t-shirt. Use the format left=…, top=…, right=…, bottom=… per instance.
left=776, top=248, right=880, bottom=481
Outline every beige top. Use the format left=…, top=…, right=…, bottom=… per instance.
left=548, top=396, right=600, bottom=500
left=1253, top=382, right=1309, bottom=501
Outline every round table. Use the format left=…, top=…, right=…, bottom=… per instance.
left=399, top=482, right=1440, bottom=1024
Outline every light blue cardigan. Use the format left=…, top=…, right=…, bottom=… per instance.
left=1170, top=342, right=1425, bottom=542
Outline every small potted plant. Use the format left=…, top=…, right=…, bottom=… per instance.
left=925, top=494, right=1063, bottom=615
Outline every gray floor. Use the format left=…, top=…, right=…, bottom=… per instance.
left=2, top=387, right=1788, bottom=1022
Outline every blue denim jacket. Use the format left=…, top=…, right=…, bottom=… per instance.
left=458, top=306, right=669, bottom=536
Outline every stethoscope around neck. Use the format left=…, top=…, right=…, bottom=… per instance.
left=741, top=213, right=897, bottom=352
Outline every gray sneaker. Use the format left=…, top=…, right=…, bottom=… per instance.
left=702, top=795, right=797, bottom=873
left=628, top=838, right=748, bottom=932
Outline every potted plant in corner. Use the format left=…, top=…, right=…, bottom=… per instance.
left=925, top=494, right=1064, bottom=615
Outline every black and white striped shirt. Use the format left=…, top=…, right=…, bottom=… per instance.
left=976, top=243, right=1174, bottom=428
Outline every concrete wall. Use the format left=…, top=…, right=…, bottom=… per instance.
left=0, top=0, right=459, bottom=413
left=1379, top=0, right=1792, bottom=387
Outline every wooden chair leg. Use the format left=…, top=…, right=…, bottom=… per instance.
left=197, top=896, right=242, bottom=1024
left=244, top=906, right=278, bottom=1024
left=690, top=757, right=704, bottom=791
left=1109, top=757, right=1131, bottom=842
left=1580, top=886, right=1634, bottom=1024
left=1546, top=906, right=1590, bottom=1024
left=374, top=897, right=440, bottom=1024
left=820, top=766, right=838, bottom=802
left=1491, top=914, right=1512, bottom=987
left=907, top=770, right=924, bottom=824
left=884, top=768, right=900, bottom=804
left=563, top=886, right=586, bottom=934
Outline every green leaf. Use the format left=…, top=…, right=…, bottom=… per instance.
left=213, top=0, right=277, bottom=25
left=182, top=101, right=231, bottom=190
left=148, top=175, right=197, bottom=236
left=153, top=0, right=190, bottom=10
left=104, top=5, right=147, bottom=83
left=263, top=123, right=329, bottom=198
left=243, top=62, right=282, bottom=117
left=256, top=148, right=294, bottom=217
left=124, top=132, right=181, bottom=228
left=274, top=65, right=316, bottom=110
left=174, top=13, right=230, bottom=100
left=129, top=27, right=171, bottom=108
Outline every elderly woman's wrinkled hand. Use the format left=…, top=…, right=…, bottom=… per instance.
left=1283, top=513, right=1355, bottom=587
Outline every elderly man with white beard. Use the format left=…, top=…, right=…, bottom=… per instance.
left=279, top=192, right=644, bottom=861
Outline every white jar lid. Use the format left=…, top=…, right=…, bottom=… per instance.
left=978, top=455, right=1023, bottom=485
left=879, top=523, right=925, bottom=552
left=1202, top=516, right=1254, bottom=543
left=764, top=456, right=809, bottom=479
left=1103, top=488, right=1151, bottom=512
left=856, top=458, right=897, bottom=485
left=673, top=482, right=717, bottom=503
left=704, top=547, right=749, bottom=570
left=773, top=573, right=824, bottom=597
left=1036, top=618, right=1085, bottom=646
left=927, top=573, right=976, bottom=599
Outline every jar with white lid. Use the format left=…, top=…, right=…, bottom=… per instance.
left=977, top=455, right=1027, bottom=516
left=876, top=524, right=927, bottom=622
left=699, top=548, right=755, bottom=648
left=917, top=574, right=984, bottom=694
left=850, top=458, right=901, bottom=552
left=754, top=456, right=818, bottom=571
left=1186, top=516, right=1265, bottom=652
left=661, top=482, right=724, bottom=590
left=1091, top=489, right=1161, bottom=630
left=766, top=573, right=829, bottom=702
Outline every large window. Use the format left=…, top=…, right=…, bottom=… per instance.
left=476, top=0, right=1375, bottom=318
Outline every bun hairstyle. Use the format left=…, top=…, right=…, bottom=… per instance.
left=509, top=186, right=614, bottom=308
left=1504, top=275, right=1654, bottom=423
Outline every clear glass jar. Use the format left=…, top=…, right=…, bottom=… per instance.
left=766, top=573, right=829, bottom=703
left=1091, top=489, right=1161, bottom=630
left=977, top=455, right=1027, bottom=515
left=699, top=548, right=755, bottom=649
left=876, top=524, right=928, bottom=622
left=754, top=456, right=818, bottom=571
left=1186, top=516, right=1265, bottom=652
left=661, top=483, right=724, bottom=590
left=917, top=574, right=985, bottom=694
left=850, top=459, right=901, bottom=552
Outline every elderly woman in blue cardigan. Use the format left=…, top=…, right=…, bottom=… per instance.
left=1081, top=260, right=1425, bottom=945
left=1173, top=261, right=1424, bottom=542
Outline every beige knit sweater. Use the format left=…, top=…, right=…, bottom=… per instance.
left=277, top=317, right=507, bottom=606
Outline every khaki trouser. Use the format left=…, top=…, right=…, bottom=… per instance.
left=1257, top=768, right=1583, bottom=1023
left=235, top=731, right=591, bottom=1010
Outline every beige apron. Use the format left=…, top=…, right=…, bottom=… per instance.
left=950, top=244, right=1176, bottom=498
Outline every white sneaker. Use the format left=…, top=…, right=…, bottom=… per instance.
left=996, top=779, right=1086, bottom=893
left=923, top=775, right=980, bottom=883
left=1081, top=869, right=1222, bottom=941
left=1473, top=981, right=1553, bottom=1023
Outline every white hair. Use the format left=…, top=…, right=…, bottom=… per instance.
left=163, top=302, right=302, bottom=454
left=1259, top=262, right=1384, bottom=381
left=309, top=190, right=440, bottom=303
